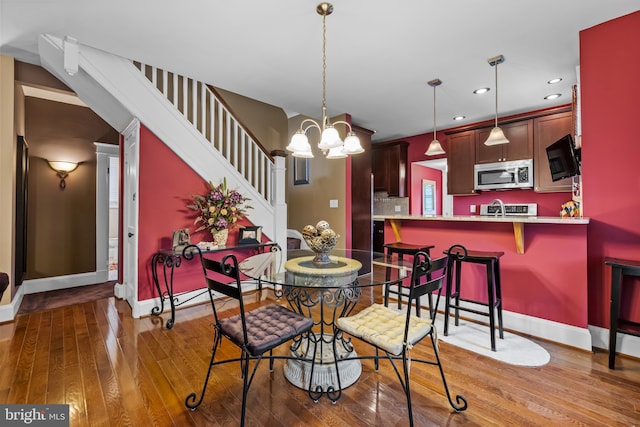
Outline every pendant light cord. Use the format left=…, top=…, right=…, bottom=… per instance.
left=433, top=84, right=437, bottom=140
left=494, top=62, right=499, bottom=128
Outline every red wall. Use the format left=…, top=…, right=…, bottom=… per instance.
left=581, top=10, right=640, bottom=327
left=410, top=163, right=442, bottom=215
left=137, top=125, right=256, bottom=300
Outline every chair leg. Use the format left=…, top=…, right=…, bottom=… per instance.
left=185, top=330, right=221, bottom=410
left=494, top=259, right=504, bottom=339
left=401, top=349, right=415, bottom=427
left=240, top=351, right=250, bottom=427
left=444, top=257, right=454, bottom=336
left=430, top=333, right=468, bottom=412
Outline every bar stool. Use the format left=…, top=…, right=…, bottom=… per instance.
left=444, top=244, right=504, bottom=351
left=384, top=242, right=435, bottom=317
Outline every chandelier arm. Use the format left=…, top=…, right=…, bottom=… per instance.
left=331, top=120, right=353, bottom=132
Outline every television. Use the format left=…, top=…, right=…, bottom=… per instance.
left=546, top=134, right=581, bottom=182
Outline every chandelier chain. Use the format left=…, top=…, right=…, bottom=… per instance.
left=321, top=12, right=327, bottom=125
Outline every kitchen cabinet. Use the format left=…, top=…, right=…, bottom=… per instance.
left=446, top=130, right=476, bottom=195
left=372, top=141, right=408, bottom=197
left=476, top=120, right=534, bottom=163
left=534, top=110, right=573, bottom=192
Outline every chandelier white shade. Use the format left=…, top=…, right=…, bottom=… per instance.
left=286, top=3, right=363, bottom=159
left=425, top=78, right=445, bottom=156
left=484, top=54, right=510, bottom=146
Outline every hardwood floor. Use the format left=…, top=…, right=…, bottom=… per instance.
left=1, top=288, right=639, bottom=426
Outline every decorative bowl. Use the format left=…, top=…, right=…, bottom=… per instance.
left=302, top=221, right=340, bottom=264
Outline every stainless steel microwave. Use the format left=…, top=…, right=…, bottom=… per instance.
left=474, top=159, right=534, bottom=191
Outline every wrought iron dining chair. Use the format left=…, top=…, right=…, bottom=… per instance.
left=335, top=251, right=467, bottom=426
left=184, top=246, right=315, bottom=427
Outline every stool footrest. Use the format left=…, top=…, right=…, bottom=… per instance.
left=447, top=303, right=494, bottom=318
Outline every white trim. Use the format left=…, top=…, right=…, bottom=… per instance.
left=589, top=324, right=640, bottom=360
left=0, top=285, right=24, bottom=323
left=21, top=272, right=110, bottom=294
left=402, top=297, right=593, bottom=351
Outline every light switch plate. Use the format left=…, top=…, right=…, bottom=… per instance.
left=330, top=199, right=338, bottom=208
left=394, top=205, right=401, bottom=212
left=470, top=204, right=476, bottom=213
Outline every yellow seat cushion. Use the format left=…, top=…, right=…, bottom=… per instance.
left=336, top=303, right=433, bottom=355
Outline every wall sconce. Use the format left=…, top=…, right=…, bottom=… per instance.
left=48, top=160, right=78, bottom=189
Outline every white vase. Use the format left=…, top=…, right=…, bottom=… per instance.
left=212, top=229, right=229, bottom=247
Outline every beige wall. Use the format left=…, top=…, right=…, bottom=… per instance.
left=214, top=87, right=288, bottom=153
left=0, top=56, right=15, bottom=304
left=286, top=114, right=347, bottom=249
left=26, top=158, right=96, bottom=279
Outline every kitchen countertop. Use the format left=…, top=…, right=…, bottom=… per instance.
left=373, top=214, right=589, bottom=254
left=372, top=214, right=590, bottom=225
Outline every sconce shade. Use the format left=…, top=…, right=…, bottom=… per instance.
left=48, top=160, right=78, bottom=189
left=48, top=161, right=78, bottom=173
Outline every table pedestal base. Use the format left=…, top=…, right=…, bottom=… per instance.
left=284, top=334, right=361, bottom=392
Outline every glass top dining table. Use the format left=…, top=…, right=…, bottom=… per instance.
left=237, top=248, right=417, bottom=402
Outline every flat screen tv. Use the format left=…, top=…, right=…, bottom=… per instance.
left=546, top=134, right=581, bottom=182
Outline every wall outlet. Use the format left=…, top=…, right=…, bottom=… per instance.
left=470, top=204, right=476, bottom=213
left=329, top=199, right=338, bottom=208
left=394, top=205, right=401, bottom=212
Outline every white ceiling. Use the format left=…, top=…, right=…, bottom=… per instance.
left=1, top=1, right=638, bottom=142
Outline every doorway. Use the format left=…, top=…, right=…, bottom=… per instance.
left=414, top=158, right=453, bottom=216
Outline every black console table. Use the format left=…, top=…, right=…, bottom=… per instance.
left=604, top=257, right=640, bottom=369
left=151, top=241, right=280, bottom=329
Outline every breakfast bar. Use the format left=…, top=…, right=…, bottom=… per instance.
left=373, top=214, right=591, bottom=350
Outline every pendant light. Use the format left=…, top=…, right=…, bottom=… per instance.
left=425, top=78, right=445, bottom=156
left=285, top=3, right=363, bottom=158
left=484, top=54, right=510, bottom=146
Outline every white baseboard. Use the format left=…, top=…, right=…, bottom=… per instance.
left=589, top=324, right=640, bottom=359
left=408, top=298, right=594, bottom=351
left=22, top=272, right=107, bottom=294
left=0, top=285, right=24, bottom=324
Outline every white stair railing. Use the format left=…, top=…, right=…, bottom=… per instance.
left=133, top=62, right=272, bottom=204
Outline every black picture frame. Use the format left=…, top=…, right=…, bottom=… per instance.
left=239, top=225, right=262, bottom=244
left=293, top=157, right=310, bottom=185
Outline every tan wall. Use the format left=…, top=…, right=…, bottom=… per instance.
left=286, top=114, right=347, bottom=248
left=0, top=56, right=15, bottom=304
left=26, top=158, right=96, bottom=279
left=214, top=87, right=288, bottom=153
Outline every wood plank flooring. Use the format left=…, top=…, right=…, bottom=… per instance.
left=1, top=288, right=639, bottom=426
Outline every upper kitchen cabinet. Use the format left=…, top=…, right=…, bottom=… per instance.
left=447, top=130, right=476, bottom=195
left=372, top=141, right=408, bottom=197
left=476, top=120, right=534, bottom=163
left=534, top=110, right=573, bottom=192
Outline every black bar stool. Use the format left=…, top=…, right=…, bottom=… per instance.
left=444, top=244, right=504, bottom=351
left=384, top=242, right=435, bottom=317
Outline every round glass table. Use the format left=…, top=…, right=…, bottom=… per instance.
left=238, top=248, right=414, bottom=402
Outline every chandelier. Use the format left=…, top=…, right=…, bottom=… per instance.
left=286, top=2, right=364, bottom=159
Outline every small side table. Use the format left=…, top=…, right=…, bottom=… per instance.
left=604, top=257, right=640, bottom=369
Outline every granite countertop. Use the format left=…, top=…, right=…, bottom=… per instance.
left=372, top=214, right=590, bottom=225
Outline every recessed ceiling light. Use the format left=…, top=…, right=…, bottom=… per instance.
left=547, top=78, right=562, bottom=84
left=474, top=87, right=490, bottom=95
left=544, top=93, right=562, bottom=100
left=453, top=116, right=466, bottom=121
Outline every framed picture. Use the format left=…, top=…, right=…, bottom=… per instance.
left=294, top=157, right=310, bottom=185
left=239, top=225, right=262, bottom=244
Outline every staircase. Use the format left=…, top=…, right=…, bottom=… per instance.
left=37, top=34, right=285, bottom=245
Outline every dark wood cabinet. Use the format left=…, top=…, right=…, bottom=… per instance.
left=534, top=111, right=573, bottom=192
left=372, top=141, right=408, bottom=197
left=476, top=120, right=534, bottom=163
left=447, top=130, right=476, bottom=195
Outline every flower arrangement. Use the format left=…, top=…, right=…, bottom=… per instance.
left=188, top=179, right=251, bottom=234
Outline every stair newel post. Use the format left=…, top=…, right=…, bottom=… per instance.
left=271, top=151, right=288, bottom=268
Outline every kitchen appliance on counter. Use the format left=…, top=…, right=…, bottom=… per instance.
left=474, top=159, right=534, bottom=191
left=480, top=202, right=537, bottom=216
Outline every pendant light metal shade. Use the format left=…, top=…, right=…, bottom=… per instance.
left=425, top=78, right=445, bottom=156
left=484, top=54, right=510, bottom=146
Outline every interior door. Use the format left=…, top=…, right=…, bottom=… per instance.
left=123, top=120, right=140, bottom=307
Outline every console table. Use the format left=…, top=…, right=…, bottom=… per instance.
left=151, top=241, right=279, bottom=329
left=604, top=257, right=640, bottom=369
